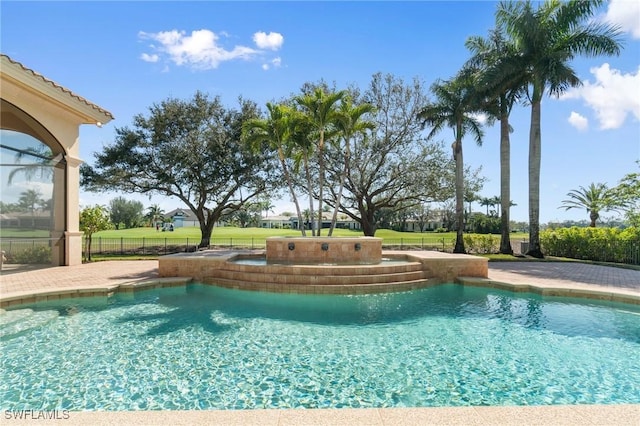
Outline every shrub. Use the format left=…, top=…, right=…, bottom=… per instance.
left=464, top=234, right=498, bottom=254
left=540, top=227, right=639, bottom=264
left=11, top=246, right=51, bottom=264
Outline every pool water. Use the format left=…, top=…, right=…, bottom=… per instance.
left=1, top=284, right=639, bottom=410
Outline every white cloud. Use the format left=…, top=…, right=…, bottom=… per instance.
left=605, top=0, right=640, bottom=39
left=568, top=111, right=589, bottom=131
left=139, top=29, right=258, bottom=70
left=469, top=112, right=488, bottom=125
left=140, top=53, right=159, bottom=63
left=253, top=31, right=284, bottom=50
left=262, top=57, right=282, bottom=71
left=562, top=64, right=640, bottom=129
left=1, top=181, right=54, bottom=204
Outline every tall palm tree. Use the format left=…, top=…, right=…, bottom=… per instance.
left=145, top=204, right=165, bottom=228
left=328, top=97, right=375, bottom=236
left=418, top=72, right=486, bottom=253
left=4, top=144, right=54, bottom=184
left=243, top=103, right=307, bottom=235
left=496, top=0, right=622, bottom=257
left=466, top=28, right=525, bottom=255
left=295, top=88, right=346, bottom=236
left=479, top=197, right=493, bottom=216
left=560, top=182, right=616, bottom=227
left=288, top=111, right=317, bottom=235
left=18, top=188, right=45, bottom=227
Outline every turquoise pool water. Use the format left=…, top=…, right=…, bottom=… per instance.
left=1, top=284, right=639, bottom=410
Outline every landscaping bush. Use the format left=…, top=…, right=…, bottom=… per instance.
left=540, top=227, right=639, bottom=264
left=463, top=234, right=499, bottom=254
left=11, top=246, right=52, bottom=264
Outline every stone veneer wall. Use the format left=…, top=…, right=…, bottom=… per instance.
left=265, top=236, right=382, bottom=264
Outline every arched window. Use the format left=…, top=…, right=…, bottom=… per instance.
left=1, top=129, right=64, bottom=268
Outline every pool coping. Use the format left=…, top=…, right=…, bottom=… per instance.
left=5, top=404, right=638, bottom=425
left=1, top=272, right=638, bottom=308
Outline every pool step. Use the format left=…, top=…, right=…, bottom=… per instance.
left=205, top=276, right=435, bottom=294
left=197, top=259, right=431, bottom=292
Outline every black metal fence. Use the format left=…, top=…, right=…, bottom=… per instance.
left=3, top=236, right=635, bottom=264
left=1, top=236, right=528, bottom=260
left=0, top=238, right=61, bottom=267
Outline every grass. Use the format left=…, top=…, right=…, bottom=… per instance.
left=91, top=225, right=529, bottom=242
left=0, top=229, right=50, bottom=238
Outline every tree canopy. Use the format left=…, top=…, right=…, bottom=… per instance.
left=81, top=91, right=280, bottom=247
left=325, top=73, right=475, bottom=236
left=494, top=0, right=623, bottom=257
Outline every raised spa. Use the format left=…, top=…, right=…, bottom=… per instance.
left=158, top=237, right=489, bottom=294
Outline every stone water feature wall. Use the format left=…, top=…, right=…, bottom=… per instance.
left=265, top=237, right=382, bottom=264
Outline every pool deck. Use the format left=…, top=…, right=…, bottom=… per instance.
left=1, top=255, right=639, bottom=425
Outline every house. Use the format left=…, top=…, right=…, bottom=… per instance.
left=164, top=208, right=198, bottom=228
left=260, top=215, right=293, bottom=229
left=288, top=212, right=361, bottom=231
left=1, top=54, right=113, bottom=266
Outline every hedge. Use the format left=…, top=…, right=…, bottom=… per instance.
left=540, top=227, right=639, bottom=265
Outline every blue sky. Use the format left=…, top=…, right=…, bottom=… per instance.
left=2, top=1, right=639, bottom=224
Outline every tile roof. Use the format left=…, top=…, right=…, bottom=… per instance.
left=1, top=54, right=114, bottom=121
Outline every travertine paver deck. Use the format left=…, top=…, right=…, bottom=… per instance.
left=489, top=261, right=640, bottom=290
left=1, top=257, right=639, bottom=425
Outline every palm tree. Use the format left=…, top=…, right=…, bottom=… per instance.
left=145, top=204, right=165, bottom=229
left=479, top=197, right=493, bottom=216
left=328, top=97, right=375, bottom=236
left=489, top=195, right=501, bottom=217
left=18, top=188, right=45, bottom=227
left=243, top=103, right=307, bottom=235
left=466, top=28, right=526, bottom=255
left=496, top=0, right=622, bottom=257
left=418, top=71, right=486, bottom=253
left=295, top=88, right=346, bottom=236
left=4, top=144, right=54, bottom=185
left=560, top=183, right=616, bottom=227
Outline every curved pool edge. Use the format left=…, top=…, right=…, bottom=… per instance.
left=1, top=254, right=639, bottom=308
left=2, top=273, right=639, bottom=310
left=457, top=276, right=640, bottom=305
left=8, top=404, right=638, bottom=425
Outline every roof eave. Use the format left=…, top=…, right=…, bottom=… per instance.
left=1, top=54, right=114, bottom=126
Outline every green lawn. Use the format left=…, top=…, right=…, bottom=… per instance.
left=92, top=225, right=528, bottom=242
left=0, top=229, right=51, bottom=238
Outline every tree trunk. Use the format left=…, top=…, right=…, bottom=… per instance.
left=279, top=148, right=306, bottom=236
left=198, top=212, right=216, bottom=248
left=329, top=139, right=350, bottom=236
left=303, top=153, right=316, bottom=236
left=589, top=211, right=598, bottom=227
left=499, top=102, right=513, bottom=255
left=86, top=234, right=92, bottom=262
left=453, top=138, right=466, bottom=254
left=361, top=215, right=377, bottom=236
left=317, top=130, right=325, bottom=236
left=527, top=95, right=544, bottom=258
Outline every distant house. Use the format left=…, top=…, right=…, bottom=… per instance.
left=164, top=208, right=229, bottom=228
left=288, top=212, right=361, bottom=231
left=0, top=211, right=52, bottom=230
left=164, top=208, right=197, bottom=228
left=260, top=215, right=293, bottom=229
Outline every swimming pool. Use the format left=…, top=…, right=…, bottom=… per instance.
left=1, top=284, right=639, bottom=410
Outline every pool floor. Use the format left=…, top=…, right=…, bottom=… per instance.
left=2, top=284, right=639, bottom=411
